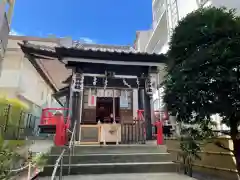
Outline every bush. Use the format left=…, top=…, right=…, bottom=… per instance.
left=0, top=96, right=30, bottom=139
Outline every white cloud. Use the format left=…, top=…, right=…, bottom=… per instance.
left=9, top=29, right=22, bottom=36
left=79, top=37, right=96, bottom=44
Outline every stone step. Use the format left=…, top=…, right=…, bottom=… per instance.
left=50, top=145, right=167, bottom=155
left=39, top=173, right=197, bottom=180
left=39, top=162, right=178, bottom=176
left=29, top=140, right=53, bottom=154
left=47, top=153, right=172, bottom=164
left=26, top=135, right=53, bottom=140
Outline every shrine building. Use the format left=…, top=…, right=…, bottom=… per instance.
left=18, top=39, right=167, bottom=144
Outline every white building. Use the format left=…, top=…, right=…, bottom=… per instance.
left=136, top=0, right=240, bottom=55
left=0, top=35, right=64, bottom=116
left=135, top=0, right=240, bottom=129
left=0, top=0, right=15, bottom=74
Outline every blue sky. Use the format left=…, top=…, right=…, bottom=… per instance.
left=10, top=0, right=152, bottom=45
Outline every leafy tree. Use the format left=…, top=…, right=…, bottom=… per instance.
left=177, top=121, right=215, bottom=176
left=164, top=7, right=240, bottom=173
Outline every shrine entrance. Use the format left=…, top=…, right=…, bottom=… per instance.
left=96, top=97, right=120, bottom=123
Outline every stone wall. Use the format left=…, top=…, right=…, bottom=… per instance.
left=165, top=137, right=239, bottom=180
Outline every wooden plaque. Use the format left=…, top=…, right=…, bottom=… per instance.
left=79, top=125, right=100, bottom=144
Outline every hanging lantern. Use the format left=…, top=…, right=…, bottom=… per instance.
left=71, top=73, right=84, bottom=92
left=145, top=77, right=153, bottom=95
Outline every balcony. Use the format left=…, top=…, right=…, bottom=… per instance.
left=145, top=9, right=167, bottom=53
left=152, top=0, right=165, bottom=24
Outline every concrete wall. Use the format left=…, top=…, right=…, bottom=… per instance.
left=166, top=138, right=239, bottom=180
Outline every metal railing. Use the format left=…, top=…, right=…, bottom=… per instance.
left=68, top=121, right=77, bottom=174
left=50, top=121, right=77, bottom=180
left=51, top=149, right=65, bottom=180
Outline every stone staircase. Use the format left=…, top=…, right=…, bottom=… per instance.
left=39, top=144, right=178, bottom=177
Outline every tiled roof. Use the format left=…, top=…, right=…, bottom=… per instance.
left=20, top=41, right=161, bottom=57
left=21, top=41, right=57, bottom=52
left=72, top=41, right=135, bottom=53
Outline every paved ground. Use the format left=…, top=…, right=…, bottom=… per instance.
left=39, top=172, right=227, bottom=180
left=14, top=140, right=53, bottom=180
left=192, top=172, right=226, bottom=180
left=29, top=140, right=53, bottom=153
left=39, top=173, right=197, bottom=180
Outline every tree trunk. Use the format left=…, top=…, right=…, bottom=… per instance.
left=230, top=117, right=240, bottom=175
left=232, top=137, right=240, bottom=174
left=183, top=157, right=187, bottom=174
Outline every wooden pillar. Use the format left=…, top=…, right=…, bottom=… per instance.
left=144, top=89, right=152, bottom=140
left=138, top=88, right=152, bottom=140
left=70, top=72, right=84, bottom=141
left=113, top=89, right=115, bottom=122
left=138, top=88, right=144, bottom=110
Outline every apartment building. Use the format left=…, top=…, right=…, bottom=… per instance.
left=0, top=35, right=64, bottom=116
left=136, top=0, right=240, bottom=54
left=135, top=0, right=240, bottom=89
left=135, top=0, right=240, bottom=129
left=0, top=0, right=15, bottom=74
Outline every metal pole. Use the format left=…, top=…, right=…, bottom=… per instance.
left=59, top=158, right=63, bottom=180
left=27, top=162, right=31, bottom=180
left=68, top=149, right=71, bottom=175
left=72, top=131, right=76, bottom=156
left=113, top=89, right=115, bottom=122
left=78, top=74, right=84, bottom=142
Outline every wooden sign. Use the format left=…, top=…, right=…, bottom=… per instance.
left=97, top=89, right=104, bottom=97
left=114, top=90, right=121, bottom=97
left=96, top=89, right=121, bottom=97
left=80, top=125, right=100, bottom=144
left=104, top=89, right=113, bottom=97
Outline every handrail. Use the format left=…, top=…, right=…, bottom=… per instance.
left=68, top=121, right=77, bottom=174
left=50, top=121, right=77, bottom=179
left=69, top=121, right=77, bottom=149
left=51, top=148, right=65, bottom=180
